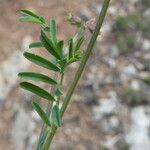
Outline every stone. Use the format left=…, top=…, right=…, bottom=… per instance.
left=122, top=65, right=137, bottom=76
left=142, top=39, right=150, bottom=51
left=108, top=6, right=117, bottom=16
left=110, top=45, right=120, bottom=58
left=21, top=36, right=32, bottom=51
left=11, top=108, right=36, bottom=150
left=92, top=91, right=119, bottom=120
left=0, top=51, right=29, bottom=101
left=95, top=5, right=102, bottom=14
left=130, top=80, right=140, bottom=90
left=105, top=57, right=117, bottom=68
left=104, top=135, right=129, bottom=150
left=125, top=106, right=150, bottom=150
left=101, top=116, right=120, bottom=134
left=101, top=22, right=112, bottom=33
left=130, top=0, right=140, bottom=4
left=143, top=9, right=150, bottom=19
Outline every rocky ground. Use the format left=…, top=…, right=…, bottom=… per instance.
left=0, top=0, right=150, bottom=150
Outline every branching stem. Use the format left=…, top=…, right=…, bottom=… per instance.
left=42, top=0, right=110, bottom=149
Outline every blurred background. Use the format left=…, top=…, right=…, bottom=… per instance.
left=0, top=0, right=150, bottom=150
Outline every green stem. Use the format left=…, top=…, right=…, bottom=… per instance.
left=42, top=0, right=110, bottom=149
left=37, top=73, right=58, bottom=149
left=42, top=72, right=64, bottom=150
left=57, top=72, right=64, bottom=104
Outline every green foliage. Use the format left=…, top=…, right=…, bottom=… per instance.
left=29, top=42, right=43, bottom=48
left=20, top=82, right=56, bottom=101
left=24, top=52, right=60, bottom=72
left=142, top=61, right=150, bottom=71
left=20, top=82, right=55, bottom=101
left=141, top=0, right=150, bottom=8
left=18, top=9, right=85, bottom=147
left=20, top=9, right=47, bottom=28
left=112, top=14, right=145, bottom=54
left=122, top=87, right=149, bottom=106
left=37, top=130, right=48, bottom=150
left=40, top=30, right=61, bottom=60
left=125, top=88, right=142, bottom=106
left=32, top=101, right=51, bottom=126
left=142, top=75, right=150, bottom=85
left=18, top=72, right=58, bottom=85
left=50, top=104, right=61, bottom=127
left=112, top=14, right=143, bottom=32
left=18, top=0, right=111, bottom=148
left=49, top=18, right=57, bottom=44
left=117, top=34, right=136, bottom=54
left=55, top=88, right=63, bottom=97
left=68, top=38, right=74, bottom=59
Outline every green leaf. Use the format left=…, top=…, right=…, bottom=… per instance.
left=29, top=42, right=43, bottom=48
left=67, top=57, right=80, bottom=65
left=21, top=9, right=40, bottom=19
left=50, top=105, right=61, bottom=127
left=32, top=101, right=51, bottom=126
left=19, top=16, right=43, bottom=24
left=20, top=9, right=46, bottom=25
left=24, top=52, right=60, bottom=72
left=50, top=18, right=57, bottom=44
left=18, top=72, right=58, bottom=85
left=57, top=40, right=64, bottom=57
left=37, top=130, right=48, bottom=150
left=55, top=88, right=62, bottom=97
left=68, top=38, right=73, bottom=59
left=58, top=58, right=67, bottom=71
left=74, top=50, right=82, bottom=59
left=73, top=29, right=84, bottom=44
left=74, top=36, right=84, bottom=51
left=40, top=30, right=61, bottom=60
left=20, top=82, right=56, bottom=101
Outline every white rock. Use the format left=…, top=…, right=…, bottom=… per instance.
left=95, top=5, right=102, bottom=14
left=111, top=45, right=120, bottom=58
left=101, top=22, right=112, bottom=33
left=125, top=106, right=150, bottom=150
left=123, top=65, right=137, bottom=76
left=104, top=135, right=122, bottom=150
left=92, top=92, right=119, bottom=120
left=101, top=116, right=120, bottom=133
left=0, top=51, right=29, bottom=101
left=108, top=6, right=117, bottom=16
left=131, top=80, right=140, bottom=90
left=143, top=53, right=150, bottom=60
left=30, top=110, right=41, bottom=122
left=142, top=39, right=150, bottom=51
left=129, top=0, right=140, bottom=4
left=12, top=108, right=36, bottom=150
left=21, top=36, right=32, bottom=51
left=105, top=57, right=117, bottom=68
left=143, top=9, right=150, bottom=18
